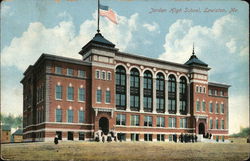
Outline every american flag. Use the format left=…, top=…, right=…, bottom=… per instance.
left=99, top=4, right=118, bottom=24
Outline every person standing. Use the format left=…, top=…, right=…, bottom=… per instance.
left=54, top=135, right=58, bottom=145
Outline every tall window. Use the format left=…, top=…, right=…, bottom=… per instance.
left=214, top=90, right=218, bottom=96
left=96, top=70, right=100, bottom=79
left=209, top=119, right=213, bottom=129
left=78, top=88, right=85, bottom=102
left=156, top=73, right=165, bottom=113
left=56, top=85, right=62, bottom=100
left=202, top=101, right=206, bottom=112
left=56, top=109, right=62, bottom=122
left=55, top=66, right=62, bottom=74
left=157, top=117, right=165, bottom=127
left=130, top=68, right=140, bottom=111
left=221, top=104, right=224, bottom=113
left=143, top=71, right=153, bottom=112
left=157, top=134, right=165, bottom=141
left=116, top=114, right=126, bottom=125
left=67, top=68, right=73, bottom=76
left=67, top=109, right=73, bottom=123
left=116, top=66, right=126, bottom=110
left=168, top=75, right=176, bottom=113
left=168, top=117, right=176, bottom=128
left=131, top=115, right=139, bottom=126
left=196, top=101, right=200, bottom=112
left=67, top=87, right=74, bottom=101
left=144, top=116, right=153, bottom=127
left=78, top=110, right=84, bottom=123
left=180, top=118, right=187, bottom=128
left=216, top=103, right=219, bottom=113
left=96, top=89, right=102, bottom=103
left=179, top=77, right=187, bottom=114
left=131, top=134, right=139, bottom=141
left=216, top=119, right=219, bottom=129
left=107, top=72, right=111, bottom=80
left=106, top=91, right=111, bottom=103
left=101, top=71, right=106, bottom=80
left=209, top=89, right=212, bottom=95
left=221, top=120, right=224, bottom=129
left=209, top=102, right=213, bottom=113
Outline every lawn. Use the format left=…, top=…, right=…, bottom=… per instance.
left=1, top=140, right=249, bottom=161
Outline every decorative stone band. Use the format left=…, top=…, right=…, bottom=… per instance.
left=23, top=128, right=94, bottom=135
left=114, top=125, right=195, bottom=131
left=93, top=107, right=114, bottom=117
left=23, top=122, right=94, bottom=130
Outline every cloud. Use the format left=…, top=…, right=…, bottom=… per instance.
left=229, top=95, right=249, bottom=134
left=143, top=22, right=160, bottom=33
left=1, top=11, right=139, bottom=71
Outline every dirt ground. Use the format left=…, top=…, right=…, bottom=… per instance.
left=1, top=139, right=250, bottom=161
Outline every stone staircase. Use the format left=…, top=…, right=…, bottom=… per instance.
left=197, top=134, right=230, bottom=143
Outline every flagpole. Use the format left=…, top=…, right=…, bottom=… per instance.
left=97, top=0, right=100, bottom=33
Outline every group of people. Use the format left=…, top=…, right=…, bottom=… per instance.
left=94, top=130, right=118, bottom=143
left=203, top=132, right=213, bottom=139
left=178, top=133, right=198, bottom=143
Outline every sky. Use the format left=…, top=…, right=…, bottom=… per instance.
left=0, top=0, right=249, bottom=134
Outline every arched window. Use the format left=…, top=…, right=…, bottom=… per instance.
left=130, top=68, right=140, bottom=111
left=156, top=73, right=165, bottom=113
left=143, top=70, right=153, bottom=112
left=168, top=75, right=176, bottom=114
left=179, top=76, right=187, bottom=115
left=116, top=66, right=126, bottom=110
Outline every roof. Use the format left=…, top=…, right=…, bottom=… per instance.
left=2, top=125, right=11, bottom=131
left=79, top=32, right=116, bottom=56
left=184, top=47, right=208, bottom=67
left=13, top=129, right=23, bottom=135
left=185, top=54, right=208, bottom=67
left=208, top=82, right=231, bottom=88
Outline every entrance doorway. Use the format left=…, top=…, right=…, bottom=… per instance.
left=99, top=117, right=109, bottom=135
left=198, top=123, right=205, bottom=135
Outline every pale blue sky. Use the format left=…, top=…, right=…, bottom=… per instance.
left=1, top=0, right=249, bottom=134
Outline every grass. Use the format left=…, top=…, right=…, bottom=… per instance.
left=1, top=139, right=250, bottom=161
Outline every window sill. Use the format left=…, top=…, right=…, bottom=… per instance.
left=67, top=100, right=74, bottom=102
left=78, top=101, right=85, bottom=103
left=56, top=99, right=62, bottom=101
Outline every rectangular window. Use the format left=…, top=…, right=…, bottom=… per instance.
left=157, top=117, right=165, bottom=127
left=106, top=91, right=111, bottom=103
left=144, top=134, right=152, bottom=141
left=157, top=134, right=165, bottom=141
left=209, top=119, right=213, bottom=129
left=78, top=111, right=84, bottom=123
left=67, top=109, right=73, bottom=123
left=216, top=104, right=219, bottom=113
left=67, top=87, right=74, bottom=100
left=96, top=89, right=102, bottom=103
left=209, top=102, right=213, bottom=113
left=79, top=132, right=85, bottom=140
left=220, top=91, right=224, bottom=96
left=96, top=70, right=100, bottom=79
left=131, top=115, right=139, bottom=126
left=131, top=134, right=139, bottom=141
left=55, top=85, right=62, bottom=100
left=144, top=116, right=153, bottom=127
left=101, top=71, right=106, bottom=80
left=169, top=134, right=173, bottom=141
left=216, top=120, right=219, bottom=129
left=67, top=68, right=73, bottom=76
left=56, top=109, right=62, bottom=122
left=209, top=89, right=212, bottom=95
left=214, top=90, right=218, bottom=96
left=78, top=88, right=85, bottom=102
left=168, top=117, right=176, bottom=128
left=202, top=102, right=206, bottom=112
left=107, top=72, right=111, bottom=80
left=180, top=118, right=187, bottom=128
left=221, top=120, right=224, bottom=129
left=78, top=70, right=85, bottom=78
left=55, top=66, right=62, bottom=74
left=116, top=114, right=126, bottom=126
left=196, top=101, right=200, bottom=112
left=221, top=104, right=224, bottom=113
